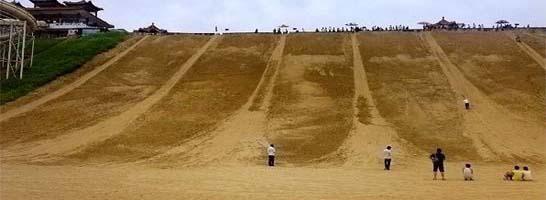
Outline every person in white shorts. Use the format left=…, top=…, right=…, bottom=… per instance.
left=462, top=163, right=474, bottom=181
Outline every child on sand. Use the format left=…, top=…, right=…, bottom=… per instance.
left=512, top=166, right=524, bottom=181
left=462, top=163, right=474, bottom=181
left=383, top=146, right=392, bottom=170
left=504, top=165, right=523, bottom=181
left=522, top=166, right=532, bottom=181
left=267, top=144, right=276, bottom=167
left=504, top=170, right=514, bottom=180
left=463, top=98, right=470, bottom=110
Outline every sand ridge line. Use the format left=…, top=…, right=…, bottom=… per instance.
left=254, top=35, right=287, bottom=111
left=333, top=34, right=411, bottom=167
left=143, top=35, right=287, bottom=167
left=0, top=36, right=149, bottom=122
left=505, top=32, right=546, bottom=70
left=1, top=35, right=220, bottom=161
left=422, top=32, right=544, bottom=161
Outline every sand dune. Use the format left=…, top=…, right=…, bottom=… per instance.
left=1, top=32, right=544, bottom=199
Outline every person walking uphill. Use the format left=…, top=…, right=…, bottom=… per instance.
left=383, top=146, right=393, bottom=170
left=430, top=148, right=446, bottom=180
left=267, top=144, right=276, bottom=167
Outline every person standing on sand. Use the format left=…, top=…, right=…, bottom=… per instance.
left=383, top=146, right=392, bottom=170
left=511, top=165, right=524, bottom=181
left=522, top=166, right=532, bottom=181
left=462, top=163, right=474, bottom=181
left=463, top=98, right=470, bottom=110
left=430, top=148, right=446, bottom=180
left=267, top=144, right=276, bottom=167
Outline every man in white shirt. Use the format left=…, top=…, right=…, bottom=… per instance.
left=384, top=146, right=392, bottom=170
left=463, top=98, right=470, bottom=110
left=267, top=144, right=276, bottom=166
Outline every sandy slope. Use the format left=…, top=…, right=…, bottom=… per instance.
left=145, top=35, right=287, bottom=167
left=337, top=34, right=414, bottom=167
left=0, top=32, right=544, bottom=199
left=506, top=32, right=546, bottom=70
left=0, top=36, right=218, bottom=162
left=423, top=32, right=544, bottom=162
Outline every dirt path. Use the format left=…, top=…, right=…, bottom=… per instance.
left=422, top=32, right=544, bottom=161
left=0, top=36, right=149, bottom=122
left=336, top=34, right=411, bottom=167
left=145, top=35, right=287, bottom=167
left=1, top=36, right=219, bottom=162
left=506, top=33, right=546, bottom=70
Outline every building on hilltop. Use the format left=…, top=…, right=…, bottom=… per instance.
left=134, top=23, right=168, bottom=35
left=426, top=17, right=460, bottom=30
left=24, top=0, right=113, bottom=37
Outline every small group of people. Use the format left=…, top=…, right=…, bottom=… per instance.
left=383, top=147, right=449, bottom=180
left=504, top=165, right=533, bottom=181
left=272, top=28, right=289, bottom=35
left=267, top=144, right=534, bottom=182
left=315, top=26, right=365, bottom=33
left=383, top=147, right=534, bottom=181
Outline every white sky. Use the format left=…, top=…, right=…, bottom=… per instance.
left=19, top=0, right=546, bottom=32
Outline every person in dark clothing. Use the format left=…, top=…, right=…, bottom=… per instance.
left=430, top=148, right=446, bottom=180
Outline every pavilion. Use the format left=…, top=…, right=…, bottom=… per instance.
left=428, top=17, right=459, bottom=30
left=134, top=23, right=168, bottom=35
left=23, top=0, right=113, bottom=36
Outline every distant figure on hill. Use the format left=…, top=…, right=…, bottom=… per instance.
left=462, top=163, right=474, bottom=181
left=383, top=146, right=392, bottom=170
left=463, top=98, right=470, bottom=110
left=430, top=148, right=446, bottom=180
left=267, top=144, right=276, bottom=167
left=522, top=166, right=533, bottom=181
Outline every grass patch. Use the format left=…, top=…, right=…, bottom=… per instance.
left=0, top=32, right=128, bottom=104
left=33, top=38, right=65, bottom=55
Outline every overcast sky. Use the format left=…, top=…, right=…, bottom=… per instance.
left=19, top=0, right=546, bottom=32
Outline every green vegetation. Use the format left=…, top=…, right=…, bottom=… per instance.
left=0, top=32, right=128, bottom=104
left=33, top=38, right=65, bottom=55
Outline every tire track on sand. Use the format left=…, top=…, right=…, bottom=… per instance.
left=144, top=35, right=287, bottom=167
left=422, top=32, right=544, bottom=162
left=337, top=34, right=412, bottom=167
left=506, top=32, right=546, bottom=70
left=1, top=36, right=219, bottom=162
left=0, top=36, right=149, bottom=122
